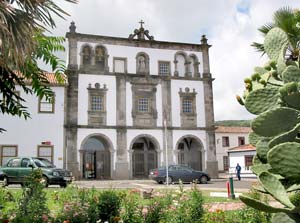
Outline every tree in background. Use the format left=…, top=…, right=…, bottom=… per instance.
left=237, top=7, right=300, bottom=223
left=0, top=0, right=76, bottom=130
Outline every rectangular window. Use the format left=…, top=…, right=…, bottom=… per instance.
left=39, top=96, right=55, bottom=113
left=223, top=156, right=229, bottom=171
left=222, top=136, right=230, bottom=147
left=238, top=136, right=245, bottom=146
left=1, top=145, right=18, bottom=166
left=138, top=98, right=149, bottom=112
left=37, top=146, right=53, bottom=163
left=158, top=61, right=170, bottom=76
left=182, top=99, right=193, bottom=113
left=245, top=155, right=254, bottom=167
left=91, top=95, right=103, bottom=111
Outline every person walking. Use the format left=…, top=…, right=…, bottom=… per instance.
left=236, top=163, right=241, bottom=181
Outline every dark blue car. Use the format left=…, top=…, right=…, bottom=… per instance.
left=149, top=165, right=210, bottom=184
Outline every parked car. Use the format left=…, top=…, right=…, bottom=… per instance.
left=149, top=165, right=210, bottom=184
left=0, top=157, right=73, bottom=187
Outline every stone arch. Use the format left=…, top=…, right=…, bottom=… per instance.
left=94, top=44, right=109, bottom=71
left=174, top=51, right=189, bottom=77
left=80, top=44, right=93, bottom=65
left=189, top=54, right=200, bottom=77
left=129, top=134, right=161, bottom=178
left=175, top=135, right=205, bottom=171
left=80, top=133, right=115, bottom=179
left=136, top=52, right=150, bottom=74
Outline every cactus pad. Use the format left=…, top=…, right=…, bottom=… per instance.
left=271, top=213, right=297, bottom=223
left=268, top=123, right=300, bottom=148
left=251, top=164, right=271, bottom=175
left=259, top=171, right=295, bottom=208
left=256, top=139, right=272, bottom=162
left=249, top=132, right=261, bottom=146
left=264, top=27, right=289, bottom=61
left=283, top=92, right=300, bottom=110
left=282, top=66, right=300, bottom=83
left=251, top=107, right=300, bottom=137
left=245, top=87, right=280, bottom=114
left=268, top=142, right=300, bottom=181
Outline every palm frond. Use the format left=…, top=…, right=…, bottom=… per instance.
left=251, top=42, right=266, bottom=56
left=258, top=23, right=274, bottom=36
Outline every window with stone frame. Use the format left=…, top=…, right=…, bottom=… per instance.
left=37, top=145, right=53, bottom=163
left=158, top=61, right=170, bottom=76
left=87, top=83, right=107, bottom=126
left=131, top=80, right=158, bottom=127
left=0, top=145, right=18, bottom=166
left=222, top=136, right=230, bottom=147
left=238, top=136, right=245, bottom=146
left=38, top=95, right=55, bottom=113
left=179, top=87, right=197, bottom=127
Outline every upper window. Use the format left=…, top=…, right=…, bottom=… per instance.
left=1, top=145, right=18, bottom=166
left=113, top=57, right=127, bottom=73
left=95, top=46, right=105, bottom=68
left=158, top=61, right=170, bottom=76
left=37, top=146, right=53, bottom=163
left=39, top=96, right=55, bottom=113
left=238, top=137, right=245, bottom=146
left=82, top=45, right=92, bottom=65
left=222, top=136, right=230, bottom=147
left=182, top=99, right=193, bottom=113
left=91, top=95, right=104, bottom=111
left=138, top=98, right=149, bottom=112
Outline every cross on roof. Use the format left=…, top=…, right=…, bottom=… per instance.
left=139, top=20, right=144, bottom=28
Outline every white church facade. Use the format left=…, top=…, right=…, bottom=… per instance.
left=0, top=22, right=218, bottom=180
left=65, top=22, right=218, bottom=179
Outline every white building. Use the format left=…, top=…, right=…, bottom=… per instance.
left=215, top=126, right=251, bottom=172
left=0, top=73, right=66, bottom=168
left=0, top=22, right=218, bottom=180
left=228, top=144, right=256, bottom=178
left=65, top=22, right=218, bottom=179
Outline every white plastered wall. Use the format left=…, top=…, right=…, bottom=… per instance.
left=0, top=86, right=65, bottom=168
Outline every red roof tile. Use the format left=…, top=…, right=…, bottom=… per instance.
left=228, top=144, right=256, bottom=152
left=14, top=71, right=67, bottom=86
left=215, top=126, right=252, bottom=133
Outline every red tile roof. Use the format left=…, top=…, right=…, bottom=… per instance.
left=215, top=126, right=252, bottom=133
left=228, top=144, right=256, bottom=152
left=14, top=71, right=67, bottom=86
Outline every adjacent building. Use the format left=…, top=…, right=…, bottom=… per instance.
left=215, top=126, right=251, bottom=172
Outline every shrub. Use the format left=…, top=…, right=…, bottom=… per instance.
left=96, top=190, right=122, bottom=222
left=121, top=193, right=143, bottom=223
left=11, top=169, right=51, bottom=223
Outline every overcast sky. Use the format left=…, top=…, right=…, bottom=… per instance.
left=50, top=0, right=300, bottom=121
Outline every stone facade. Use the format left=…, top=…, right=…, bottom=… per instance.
left=65, top=21, right=218, bottom=179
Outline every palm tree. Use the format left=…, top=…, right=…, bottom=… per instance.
left=0, top=0, right=76, bottom=126
left=252, top=7, right=300, bottom=60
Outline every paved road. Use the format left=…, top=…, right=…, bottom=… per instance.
left=2, top=178, right=256, bottom=192
left=73, top=178, right=255, bottom=192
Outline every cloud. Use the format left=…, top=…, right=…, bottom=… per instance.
left=49, top=0, right=300, bottom=121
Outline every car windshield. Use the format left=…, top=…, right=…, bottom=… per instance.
left=33, top=158, right=55, bottom=168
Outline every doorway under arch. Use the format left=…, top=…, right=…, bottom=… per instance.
left=80, top=135, right=112, bottom=179
left=131, top=136, right=159, bottom=178
left=176, top=136, right=204, bottom=171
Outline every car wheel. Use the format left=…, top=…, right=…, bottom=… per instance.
left=40, top=176, right=49, bottom=188
left=200, top=175, right=208, bottom=184
left=2, top=176, right=8, bottom=187
left=165, top=176, right=173, bottom=184
left=60, top=183, right=68, bottom=188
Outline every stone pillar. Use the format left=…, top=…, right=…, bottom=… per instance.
left=65, top=22, right=80, bottom=178
left=201, top=35, right=218, bottom=178
left=161, top=79, right=174, bottom=166
left=115, top=75, right=129, bottom=179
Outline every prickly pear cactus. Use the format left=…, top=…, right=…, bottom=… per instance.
left=237, top=9, right=300, bottom=223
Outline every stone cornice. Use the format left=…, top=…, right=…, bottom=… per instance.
left=66, top=32, right=210, bottom=52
